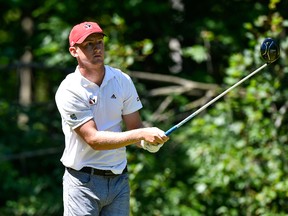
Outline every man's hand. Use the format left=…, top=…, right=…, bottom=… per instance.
left=140, top=140, right=163, bottom=153
left=140, top=127, right=169, bottom=145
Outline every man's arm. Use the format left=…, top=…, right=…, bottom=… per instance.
left=74, top=111, right=169, bottom=151
left=122, top=111, right=144, bottom=148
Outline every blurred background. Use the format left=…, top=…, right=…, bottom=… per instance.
left=0, top=0, right=288, bottom=215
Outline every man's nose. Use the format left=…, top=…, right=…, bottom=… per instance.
left=94, top=45, right=101, bottom=52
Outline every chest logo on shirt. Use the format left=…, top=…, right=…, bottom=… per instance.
left=89, top=96, right=97, bottom=105
left=111, top=94, right=117, bottom=99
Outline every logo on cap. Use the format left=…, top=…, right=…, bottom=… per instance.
left=84, top=24, right=92, bottom=29
left=69, top=21, right=105, bottom=47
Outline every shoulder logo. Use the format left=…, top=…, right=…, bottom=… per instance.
left=70, top=114, right=77, bottom=120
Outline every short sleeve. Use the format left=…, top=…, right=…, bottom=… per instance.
left=122, top=74, right=143, bottom=115
left=55, top=88, right=93, bottom=129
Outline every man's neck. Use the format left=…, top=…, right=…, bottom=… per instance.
left=79, top=64, right=105, bottom=86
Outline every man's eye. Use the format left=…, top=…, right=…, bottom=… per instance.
left=84, top=42, right=92, bottom=47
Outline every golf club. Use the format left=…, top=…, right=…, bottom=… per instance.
left=165, top=38, right=280, bottom=136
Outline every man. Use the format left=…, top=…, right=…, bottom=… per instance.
left=55, top=21, right=169, bottom=216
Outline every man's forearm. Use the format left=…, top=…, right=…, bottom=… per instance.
left=86, top=129, right=144, bottom=150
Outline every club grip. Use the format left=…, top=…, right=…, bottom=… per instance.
left=165, top=125, right=178, bottom=136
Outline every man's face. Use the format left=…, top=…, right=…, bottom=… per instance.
left=72, top=33, right=105, bottom=66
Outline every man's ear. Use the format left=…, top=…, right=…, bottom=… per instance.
left=69, top=46, right=78, bottom=57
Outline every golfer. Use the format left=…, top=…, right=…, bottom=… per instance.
left=55, top=21, right=169, bottom=216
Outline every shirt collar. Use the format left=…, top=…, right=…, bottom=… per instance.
left=101, top=66, right=115, bottom=88
left=75, top=65, right=115, bottom=88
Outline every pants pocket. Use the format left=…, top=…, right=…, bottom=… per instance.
left=66, top=169, right=91, bottom=186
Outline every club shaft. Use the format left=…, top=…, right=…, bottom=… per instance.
left=165, top=63, right=268, bottom=135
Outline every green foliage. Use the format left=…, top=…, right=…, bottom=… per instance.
left=1, top=0, right=288, bottom=215
left=130, top=1, right=288, bottom=215
left=0, top=101, right=63, bottom=215
left=182, top=45, right=208, bottom=63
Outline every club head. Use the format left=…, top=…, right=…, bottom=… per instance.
left=260, top=38, right=280, bottom=64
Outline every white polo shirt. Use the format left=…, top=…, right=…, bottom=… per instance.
left=55, top=65, right=143, bottom=173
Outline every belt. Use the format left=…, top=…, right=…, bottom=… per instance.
left=67, top=166, right=128, bottom=177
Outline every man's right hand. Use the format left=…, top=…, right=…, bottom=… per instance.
left=140, top=127, right=169, bottom=145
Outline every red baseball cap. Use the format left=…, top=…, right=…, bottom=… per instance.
left=69, top=21, right=105, bottom=47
